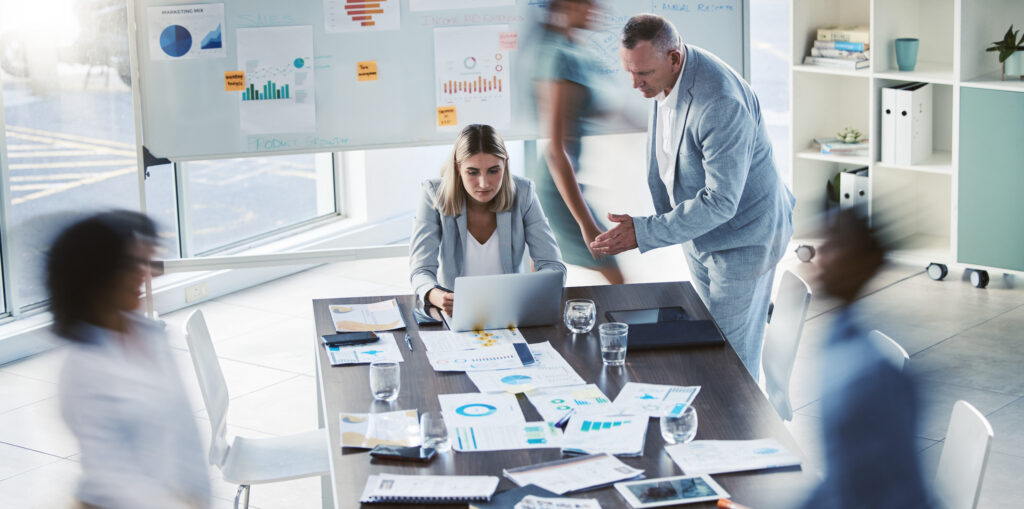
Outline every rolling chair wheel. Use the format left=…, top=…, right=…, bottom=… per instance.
left=927, top=263, right=948, bottom=281
left=969, top=269, right=990, bottom=289
left=795, top=245, right=815, bottom=263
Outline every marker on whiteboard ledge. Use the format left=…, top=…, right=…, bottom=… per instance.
left=718, top=499, right=752, bottom=509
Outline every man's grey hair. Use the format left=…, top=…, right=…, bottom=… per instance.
left=620, top=14, right=681, bottom=53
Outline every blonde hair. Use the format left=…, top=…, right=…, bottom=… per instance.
left=435, top=124, right=515, bottom=216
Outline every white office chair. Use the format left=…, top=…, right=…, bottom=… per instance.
left=869, top=329, right=910, bottom=371
left=761, top=270, right=812, bottom=421
left=184, top=310, right=330, bottom=509
left=934, top=400, right=994, bottom=509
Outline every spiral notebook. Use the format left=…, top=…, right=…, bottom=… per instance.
left=359, top=473, right=499, bottom=504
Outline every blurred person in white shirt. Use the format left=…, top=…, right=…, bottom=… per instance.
left=48, top=211, right=210, bottom=509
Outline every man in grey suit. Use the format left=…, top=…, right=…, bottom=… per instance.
left=591, top=14, right=794, bottom=379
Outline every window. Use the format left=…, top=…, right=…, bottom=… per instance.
left=750, top=0, right=791, bottom=183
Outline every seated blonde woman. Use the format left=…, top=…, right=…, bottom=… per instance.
left=410, top=124, right=566, bottom=316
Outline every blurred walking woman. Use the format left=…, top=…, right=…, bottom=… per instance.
left=410, top=124, right=566, bottom=316
left=528, top=0, right=624, bottom=284
left=49, top=212, right=210, bottom=509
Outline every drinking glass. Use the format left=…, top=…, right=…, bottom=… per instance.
left=564, top=299, right=596, bottom=334
left=598, top=322, right=629, bottom=366
left=419, top=411, right=451, bottom=453
left=660, top=405, right=698, bottom=444
left=369, top=361, right=400, bottom=402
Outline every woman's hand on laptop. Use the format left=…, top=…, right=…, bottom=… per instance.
left=428, top=288, right=455, bottom=316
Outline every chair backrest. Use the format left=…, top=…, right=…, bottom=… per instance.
left=869, top=329, right=910, bottom=372
left=762, top=270, right=812, bottom=421
left=934, top=400, right=993, bottom=509
left=183, top=310, right=231, bottom=468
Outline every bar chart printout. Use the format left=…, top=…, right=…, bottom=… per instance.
left=236, top=26, right=316, bottom=134
left=434, top=24, right=512, bottom=129
left=324, top=0, right=401, bottom=33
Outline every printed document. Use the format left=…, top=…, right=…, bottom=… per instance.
left=504, top=453, right=645, bottom=495
left=451, top=422, right=562, bottom=452
left=325, top=333, right=404, bottom=365
left=526, top=384, right=614, bottom=422
left=329, top=299, right=405, bottom=332
left=339, top=409, right=419, bottom=448
left=419, top=328, right=525, bottom=352
left=665, top=438, right=802, bottom=475
left=613, top=383, right=701, bottom=418
left=561, top=414, right=647, bottom=457
left=439, top=392, right=525, bottom=426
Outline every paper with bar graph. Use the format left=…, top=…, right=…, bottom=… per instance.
left=451, top=422, right=561, bottom=452
left=562, top=414, right=648, bottom=456
left=324, top=0, right=400, bottom=33
left=236, top=26, right=316, bottom=134
left=525, top=384, right=614, bottom=422
left=612, top=383, right=701, bottom=418
left=433, top=24, right=511, bottom=130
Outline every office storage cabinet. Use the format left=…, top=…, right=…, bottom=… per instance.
left=790, top=0, right=1024, bottom=280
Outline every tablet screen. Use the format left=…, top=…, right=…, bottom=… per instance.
left=606, top=306, right=688, bottom=324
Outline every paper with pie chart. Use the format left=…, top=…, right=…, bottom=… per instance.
left=236, top=25, right=316, bottom=134
left=418, top=328, right=525, bottom=352
left=434, top=24, right=511, bottom=130
left=525, top=384, right=614, bottom=423
left=147, top=3, right=225, bottom=61
left=467, top=342, right=585, bottom=393
left=612, top=383, right=701, bottom=418
left=438, top=392, right=524, bottom=427
left=325, top=333, right=404, bottom=366
left=329, top=299, right=405, bottom=332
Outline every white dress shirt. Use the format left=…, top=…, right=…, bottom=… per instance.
left=655, top=62, right=685, bottom=209
left=463, top=229, right=503, bottom=277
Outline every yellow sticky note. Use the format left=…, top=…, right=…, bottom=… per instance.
left=357, top=61, right=378, bottom=81
left=224, top=71, right=245, bottom=91
left=437, top=106, right=457, bottom=127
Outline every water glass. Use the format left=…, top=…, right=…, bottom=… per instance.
left=419, top=411, right=451, bottom=453
left=598, top=322, right=629, bottom=366
left=369, top=361, right=400, bottom=402
left=564, top=299, right=597, bottom=334
left=660, top=405, right=698, bottom=444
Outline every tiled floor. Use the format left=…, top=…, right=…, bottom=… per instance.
left=1, top=250, right=1021, bottom=508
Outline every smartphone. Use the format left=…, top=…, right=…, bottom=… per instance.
left=369, top=445, right=437, bottom=462
left=606, top=306, right=689, bottom=324
left=321, top=331, right=379, bottom=346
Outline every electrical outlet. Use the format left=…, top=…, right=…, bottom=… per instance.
left=185, top=283, right=209, bottom=303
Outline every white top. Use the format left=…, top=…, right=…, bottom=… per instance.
left=59, top=315, right=211, bottom=509
left=463, top=229, right=503, bottom=277
left=655, top=64, right=685, bottom=209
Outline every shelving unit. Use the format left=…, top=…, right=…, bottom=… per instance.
left=789, top=0, right=1024, bottom=283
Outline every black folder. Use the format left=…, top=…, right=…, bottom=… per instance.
left=625, top=319, right=724, bottom=350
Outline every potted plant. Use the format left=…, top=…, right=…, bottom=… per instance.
left=986, top=25, right=1024, bottom=80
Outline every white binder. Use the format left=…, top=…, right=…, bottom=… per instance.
left=881, top=84, right=908, bottom=164
left=894, top=82, right=932, bottom=165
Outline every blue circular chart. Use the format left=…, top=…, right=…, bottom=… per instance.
left=500, top=375, right=533, bottom=385
left=294, top=58, right=305, bottom=69
left=160, top=25, right=192, bottom=58
left=455, top=404, right=497, bottom=417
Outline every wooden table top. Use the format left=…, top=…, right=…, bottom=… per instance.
left=314, top=282, right=816, bottom=508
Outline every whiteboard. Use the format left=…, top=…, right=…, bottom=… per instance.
left=132, top=0, right=747, bottom=160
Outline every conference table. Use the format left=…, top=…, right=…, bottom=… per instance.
left=314, top=282, right=817, bottom=508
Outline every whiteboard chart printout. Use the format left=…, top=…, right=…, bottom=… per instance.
left=236, top=26, right=316, bottom=134
left=434, top=25, right=512, bottom=129
left=613, top=383, right=701, bottom=418
left=329, top=299, right=405, bottom=332
left=410, top=0, right=514, bottom=11
left=665, top=438, right=801, bottom=475
left=526, top=384, right=614, bottom=423
left=451, top=422, right=561, bottom=452
left=147, top=3, right=225, bottom=61
left=418, top=328, right=525, bottom=352
left=324, top=0, right=400, bottom=33
left=439, top=392, right=525, bottom=427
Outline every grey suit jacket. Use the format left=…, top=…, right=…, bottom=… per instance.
left=633, top=45, right=795, bottom=279
left=409, top=175, right=566, bottom=307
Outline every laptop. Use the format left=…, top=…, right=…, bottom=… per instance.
left=444, top=271, right=563, bottom=332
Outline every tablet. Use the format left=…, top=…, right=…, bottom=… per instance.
left=614, top=475, right=729, bottom=508
left=605, top=306, right=688, bottom=324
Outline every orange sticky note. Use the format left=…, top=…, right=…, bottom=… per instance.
left=437, top=106, right=457, bottom=127
left=499, top=31, right=518, bottom=50
left=224, top=71, right=245, bottom=91
left=357, top=61, right=378, bottom=81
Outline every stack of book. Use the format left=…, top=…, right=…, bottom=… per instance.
left=804, top=25, right=870, bottom=70
left=814, top=137, right=869, bottom=158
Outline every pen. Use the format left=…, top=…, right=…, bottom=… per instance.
left=404, top=333, right=413, bottom=352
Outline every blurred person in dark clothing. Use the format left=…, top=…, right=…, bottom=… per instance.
left=526, top=0, right=624, bottom=284
left=801, top=209, right=931, bottom=509
left=49, top=211, right=210, bottom=509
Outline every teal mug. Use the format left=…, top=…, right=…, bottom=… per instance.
left=895, top=38, right=919, bottom=71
